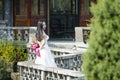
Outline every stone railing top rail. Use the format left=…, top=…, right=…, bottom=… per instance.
left=51, top=47, right=87, bottom=55
left=75, top=27, right=90, bottom=30
left=55, top=51, right=83, bottom=58
left=49, top=41, right=88, bottom=49
left=0, top=26, right=34, bottom=29
left=18, top=60, right=84, bottom=78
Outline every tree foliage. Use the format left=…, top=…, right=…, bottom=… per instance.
left=82, top=0, right=120, bottom=80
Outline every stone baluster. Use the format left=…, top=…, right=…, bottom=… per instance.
left=24, top=29, right=29, bottom=42
left=17, top=29, right=22, bottom=41
left=60, top=59, right=65, bottom=68
left=57, top=74, right=61, bottom=80
left=7, top=29, right=13, bottom=41
left=28, top=50, right=36, bottom=61
left=0, top=28, right=7, bottom=39
left=37, top=69, right=41, bottom=79
left=62, top=74, right=66, bottom=80
left=10, top=29, right=15, bottom=41
left=51, top=72, right=56, bottom=79
left=27, top=47, right=83, bottom=71
left=45, top=72, right=51, bottom=79
left=32, top=69, right=36, bottom=80
left=19, top=66, right=22, bottom=80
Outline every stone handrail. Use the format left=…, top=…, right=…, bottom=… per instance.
left=17, top=61, right=85, bottom=80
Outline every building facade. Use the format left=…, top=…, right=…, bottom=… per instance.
left=0, top=0, right=96, bottom=39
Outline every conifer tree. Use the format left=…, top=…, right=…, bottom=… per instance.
left=82, top=0, right=120, bottom=80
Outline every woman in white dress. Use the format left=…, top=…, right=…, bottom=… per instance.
left=28, top=21, right=57, bottom=67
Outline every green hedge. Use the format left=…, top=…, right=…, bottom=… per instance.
left=0, top=39, right=28, bottom=80
left=82, top=0, right=120, bottom=80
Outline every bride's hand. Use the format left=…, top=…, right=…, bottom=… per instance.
left=36, top=48, right=40, bottom=51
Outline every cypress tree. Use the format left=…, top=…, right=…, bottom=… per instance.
left=82, top=0, right=120, bottom=80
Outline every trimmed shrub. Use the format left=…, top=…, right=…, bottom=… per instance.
left=82, top=0, right=120, bottom=80
left=0, top=39, right=28, bottom=79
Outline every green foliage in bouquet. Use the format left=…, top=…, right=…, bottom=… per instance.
left=0, top=39, right=28, bottom=79
left=82, top=0, right=120, bottom=80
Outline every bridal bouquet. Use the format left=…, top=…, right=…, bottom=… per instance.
left=29, top=42, right=40, bottom=57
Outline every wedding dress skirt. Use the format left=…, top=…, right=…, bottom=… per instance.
left=35, top=36, right=57, bottom=67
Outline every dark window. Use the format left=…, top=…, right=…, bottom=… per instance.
left=0, top=0, right=3, bottom=20
left=50, top=0, right=78, bottom=14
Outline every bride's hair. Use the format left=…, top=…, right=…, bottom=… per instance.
left=36, top=21, right=44, bottom=41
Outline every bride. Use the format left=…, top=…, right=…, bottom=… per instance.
left=28, top=21, right=57, bottom=67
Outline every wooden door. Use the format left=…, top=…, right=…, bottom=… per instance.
left=14, top=0, right=47, bottom=26
left=30, top=0, right=46, bottom=26
left=79, top=0, right=97, bottom=26
left=14, top=0, right=28, bottom=26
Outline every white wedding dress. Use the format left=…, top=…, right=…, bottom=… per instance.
left=35, top=35, right=57, bottom=67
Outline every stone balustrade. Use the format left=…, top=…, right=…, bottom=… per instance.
left=0, top=27, right=36, bottom=42
left=28, top=45, right=87, bottom=60
left=55, top=52, right=83, bottom=71
left=18, top=60, right=85, bottom=80
left=25, top=48, right=86, bottom=80
left=28, top=48, right=86, bottom=72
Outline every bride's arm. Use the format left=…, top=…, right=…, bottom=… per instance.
left=37, top=31, right=46, bottom=50
left=38, top=38, right=45, bottom=50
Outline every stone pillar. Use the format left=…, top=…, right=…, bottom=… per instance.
left=75, top=27, right=90, bottom=43
left=75, top=27, right=83, bottom=42
left=47, top=0, right=50, bottom=35
left=3, top=0, right=13, bottom=26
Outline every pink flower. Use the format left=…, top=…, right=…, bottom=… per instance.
left=30, top=42, right=40, bottom=57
